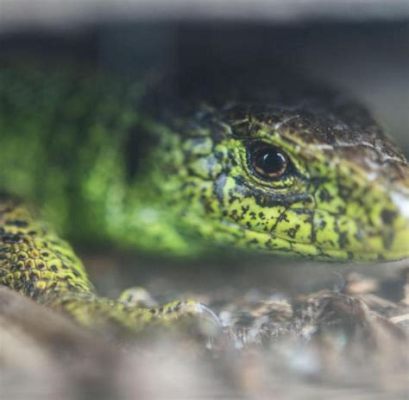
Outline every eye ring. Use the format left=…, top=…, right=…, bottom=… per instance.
left=247, top=141, right=290, bottom=180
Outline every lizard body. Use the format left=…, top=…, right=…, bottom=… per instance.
left=1, top=65, right=409, bottom=333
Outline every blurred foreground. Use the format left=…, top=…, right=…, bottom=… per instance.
left=1, top=254, right=409, bottom=400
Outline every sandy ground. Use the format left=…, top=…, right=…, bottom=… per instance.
left=1, top=252, right=409, bottom=400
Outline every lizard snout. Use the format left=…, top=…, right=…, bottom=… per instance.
left=384, top=183, right=409, bottom=260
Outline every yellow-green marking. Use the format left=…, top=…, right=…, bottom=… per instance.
left=1, top=66, right=409, bottom=333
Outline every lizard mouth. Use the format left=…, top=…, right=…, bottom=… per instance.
left=329, top=190, right=409, bottom=261
left=237, top=191, right=409, bottom=262
left=268, top=224, right=409, bottom=262
left=308, top=182, right=409, bottom=261
left=383, top=187, right=409, bottom=260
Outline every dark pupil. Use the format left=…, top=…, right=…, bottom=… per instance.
left=252, top=145, right=288, bottom=178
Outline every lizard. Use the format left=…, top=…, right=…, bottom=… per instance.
left=1, top=64, right=409, bottom=335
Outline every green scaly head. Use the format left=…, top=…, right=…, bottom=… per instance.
left=129, top=73, right=409, bottom=262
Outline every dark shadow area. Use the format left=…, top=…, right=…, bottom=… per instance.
left=2, top=20, right=408, bottom=152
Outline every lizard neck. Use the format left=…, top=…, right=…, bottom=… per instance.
left=103, top=120, right=208, bottom=256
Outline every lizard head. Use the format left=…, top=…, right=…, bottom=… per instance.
left=149, top=76, right=409, bottom=261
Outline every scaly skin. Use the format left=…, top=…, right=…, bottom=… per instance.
left=1, top=65, right=409, bottom=333
left=0, top=198, right=209, bottom=334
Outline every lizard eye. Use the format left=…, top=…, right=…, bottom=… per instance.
left=248, top=141, right=290, bottom=180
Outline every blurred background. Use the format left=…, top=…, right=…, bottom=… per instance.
left=1, top=0, right=409, bottom=152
